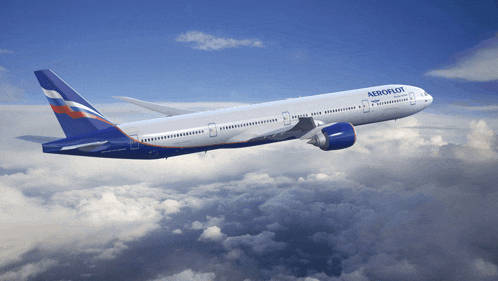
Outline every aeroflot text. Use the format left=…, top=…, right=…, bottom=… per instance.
left=368, top=87, right=404, bottom=97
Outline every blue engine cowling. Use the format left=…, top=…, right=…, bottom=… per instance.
left=308, top=122, right=356, bottom=151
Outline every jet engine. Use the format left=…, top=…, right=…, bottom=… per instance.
left=308, top=122, right=356, bottom=151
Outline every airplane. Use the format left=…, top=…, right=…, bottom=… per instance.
left=18, top=69, right=433, bottom=159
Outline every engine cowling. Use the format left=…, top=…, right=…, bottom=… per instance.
left=308, top=122, right=356, bottom=151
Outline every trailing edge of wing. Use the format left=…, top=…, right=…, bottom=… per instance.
left=112, top=96, right=195, bottom=116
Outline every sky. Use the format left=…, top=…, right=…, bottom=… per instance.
left=1, top=0, right=498, bottom=280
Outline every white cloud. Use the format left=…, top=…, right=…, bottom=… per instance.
left=426, top=36, right=498, bottom=81
left=159, top=199, right=181, bottom=215
left=0, top=259, right=57, bottom=281
left=0, top=183, right=180, bottom=267
left=198, top=226, right=225, bottom=242
left=335, top=268, right=369, bottom=281
left=474, top=258, right=497, bottom=276
left=452, top=104, right=498, bottom=112
left=190, top=215, right=225, bottom=230
left=0, top=49, right=13, bottom=54
left=223, top=231, right=286, bottom=254
left=467, top=120, right=494, bottom=151
left=149, top=269, right=216, bottom=281
left=176, top=31, right=264, bottom=50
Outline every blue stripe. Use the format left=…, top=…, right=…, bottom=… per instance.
left=35, top=70, right=56, bottom=91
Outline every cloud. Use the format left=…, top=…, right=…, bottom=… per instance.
left=0, top=259, right=57, bottom=281
left=198, top=226, right=225, bottom=242
left=474, top=258, right=498, bottom=277
left=223, top=231, right=286, bottom=254
left=0, top=182, right=179, bottom=267
left=0, top=49, right=13, bottom=54
left=149, top=269, right=216, bottom=281
left=176, top=31, right=264, bottom=50
left=452, top=104, right=498, bottom=112
left=426, top=36, right=498, bottom=81
left=190, top=215, right=225, bottom=230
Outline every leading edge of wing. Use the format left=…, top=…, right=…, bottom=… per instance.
left=112, top=96, right=195, bottom=116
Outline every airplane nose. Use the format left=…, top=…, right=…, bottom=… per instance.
left=426, top=92, right=433, bottom=106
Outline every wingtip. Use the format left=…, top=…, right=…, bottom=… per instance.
left=112, top=96, right=133, bottom=101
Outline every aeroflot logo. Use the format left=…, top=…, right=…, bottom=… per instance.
left=368, top=87, right=404, bottom=97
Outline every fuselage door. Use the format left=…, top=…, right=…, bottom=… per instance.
left=282, top=111, right=291, bottom=125
left=130, top=134, right=139, bottom=150
left=208, top=123, right=217, bottom=137
left=409, top=92, right=416, bottom=105
left=362, top=100, right=370, bottom=113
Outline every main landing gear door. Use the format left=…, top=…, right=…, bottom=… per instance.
left=208, top=123, right=217, bottom=137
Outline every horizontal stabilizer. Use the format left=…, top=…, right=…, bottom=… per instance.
left=113, top=96, right=195, bottom=116
left=17, top=135, right=62, bottom=144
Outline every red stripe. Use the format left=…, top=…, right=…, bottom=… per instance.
left=50, top=104, right=113, bottom=125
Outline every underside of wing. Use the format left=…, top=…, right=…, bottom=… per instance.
left=113, top=96, right=195, bottom=116
left=227, top=117, right=322, bottom=143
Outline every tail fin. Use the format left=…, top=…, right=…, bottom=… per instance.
left=34, top=69, right=114, bottom=137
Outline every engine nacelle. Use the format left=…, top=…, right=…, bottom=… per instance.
left=308, top=122, right=356, bottom=151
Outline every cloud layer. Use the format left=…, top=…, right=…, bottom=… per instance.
left=176, top=31, right=264, bottom=51
left=1, top=103, right=498, bottom=280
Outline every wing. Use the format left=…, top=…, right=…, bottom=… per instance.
left=113, top=96, right=195, bottom=116
left=227, top=117, right=326, bottom=143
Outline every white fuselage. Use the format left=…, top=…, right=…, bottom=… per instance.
left=118, top=85, right=432, bottom=148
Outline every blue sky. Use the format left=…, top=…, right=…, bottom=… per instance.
left=1, top=0, right=497, bottom=106
left=2, top=1, right=498, bottom=281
